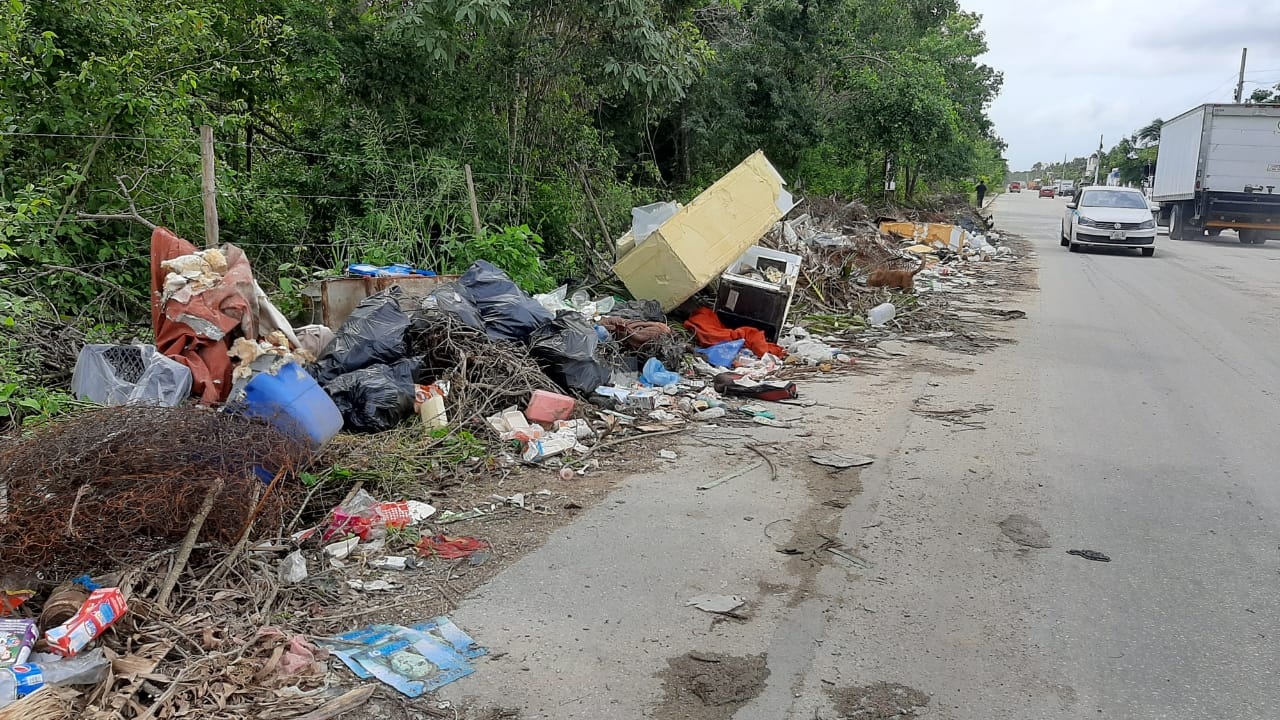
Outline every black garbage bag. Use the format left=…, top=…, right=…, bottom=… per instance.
left=457, top=260, right=554, bottom=341
left=529, top=311, right=611, bottom=393
left=312, top=288, right=411, bottom=386
left=325, top=358, right=419, bottom=433
left=609, top=299, right=666, bottom=323
left=427, top=283, right=486, bottom=331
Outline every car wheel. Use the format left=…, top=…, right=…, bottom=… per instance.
left=1060, top=226, right=1070, bottom=246
left=1068, top=242, right=1080, bottom=253
left=1168, top=204, right=1187, bottom=240
left=1141, top=248, right=1155, bottom=257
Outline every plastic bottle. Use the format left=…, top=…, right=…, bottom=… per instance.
left=868, top=303, right=896, bottom=326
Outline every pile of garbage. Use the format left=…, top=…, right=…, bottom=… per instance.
left=0, top=150, right=1030, bottom=716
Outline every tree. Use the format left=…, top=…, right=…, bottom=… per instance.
left=1136, top=118, right=1163, bottom=147
left=1249, top=83, right=1280, bottom=104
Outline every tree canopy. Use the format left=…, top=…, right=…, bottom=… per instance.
left=1, top=0, right=1006, bottom=313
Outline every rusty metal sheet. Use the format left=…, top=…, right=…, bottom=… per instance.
left=319, top=275, right=457, bottom=329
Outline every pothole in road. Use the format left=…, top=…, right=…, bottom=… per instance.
left=654, top=652, right=770, bottom=720
left=827, top=682, right=931, bottom=719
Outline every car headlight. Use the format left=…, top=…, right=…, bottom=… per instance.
left=1078, top=217, right=1100, bottom=227
left=1138, top=219, right=1155, bottom=229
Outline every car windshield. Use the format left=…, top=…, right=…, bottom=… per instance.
left=1080, top=190, right=1148, bottom=209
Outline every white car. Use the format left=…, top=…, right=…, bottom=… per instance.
left=1060, top=186, right=1158, bottom=257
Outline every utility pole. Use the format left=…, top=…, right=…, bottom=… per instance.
left=1234, top=47, right=1248, bottom=103
left=1094, top=135, right=1103, bottom=186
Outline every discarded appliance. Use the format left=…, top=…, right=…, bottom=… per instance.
left=714, top=246, right=801, bottom=342
left=613, top=150, right=795, bottom=311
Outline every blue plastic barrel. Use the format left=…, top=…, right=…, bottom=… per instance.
left=237, top=362, right=343, bottom=448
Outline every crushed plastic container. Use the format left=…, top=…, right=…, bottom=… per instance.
left=234, top=362, right=343, bottom=448
left=71, top=344, right=192, bottom=407
left=868, top=303, right=896, bottom=326
left=525, top=390, right=576, bottom=425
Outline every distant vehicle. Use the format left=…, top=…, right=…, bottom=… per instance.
left=1060, top=185, right=1157, bottom=256
left=1008, top=181, right=1022, bottom=193
left=1039, top=186, right=1056, bottom=198
left=1152, top=103, right=1280, bottom=244
left=1057, top=180, right=1075, bottom=197
left=1030, top=179, right=1043, bottom=190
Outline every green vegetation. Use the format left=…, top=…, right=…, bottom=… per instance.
left=0, top=0, right=1005, bottom=427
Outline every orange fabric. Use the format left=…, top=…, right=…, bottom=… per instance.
left=683, top=306, right=786, bottom=358
left=150, top=227, right=259, bottom=405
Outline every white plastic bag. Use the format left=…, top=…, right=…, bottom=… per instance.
left=631, top=202, right=679, bottom=244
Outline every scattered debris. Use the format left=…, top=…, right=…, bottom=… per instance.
left=998, top=514, right=1051, bottom=549
left=685, top=595, right=747, bottom=615
left=1067, top=549, right=1112, bottom=562
left=809, top=451, right=875, bottom=469
left=417, top=536, right=491, bottom=560
left=318, top=617, right=486, bottom=697
left=658, top=652, right=770, bottom=716
left=697, top=461, right=765, bottom=490
left=828, top=682, right=931, bottom=720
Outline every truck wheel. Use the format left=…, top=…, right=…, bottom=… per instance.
left=1168, top=204, right=1187, bottom=240
left=1240, top=229, right=1261, bottom=244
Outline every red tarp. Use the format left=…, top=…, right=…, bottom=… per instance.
left=150, top=227, right=258, bottom=405
left=683, top=306, right=786, bottom=359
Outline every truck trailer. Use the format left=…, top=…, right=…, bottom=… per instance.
left=1152, top=104, right=1280, bottom=243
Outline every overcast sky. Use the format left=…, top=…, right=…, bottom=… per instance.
left=960, top=0, right=1280, bottom=170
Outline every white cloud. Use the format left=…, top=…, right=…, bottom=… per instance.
left=961, top=0, right=1280, bottom=169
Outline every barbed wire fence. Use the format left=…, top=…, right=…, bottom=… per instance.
left=1, top=128, right=625, bottom=325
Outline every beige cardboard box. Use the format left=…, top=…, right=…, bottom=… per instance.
left=613, top=151, right=792, bottom=312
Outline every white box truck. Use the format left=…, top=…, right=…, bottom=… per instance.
left=1153, top=103, right=1280, bottom=243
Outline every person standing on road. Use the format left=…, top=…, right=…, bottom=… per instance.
left=975, top=179, right=988, bottom=207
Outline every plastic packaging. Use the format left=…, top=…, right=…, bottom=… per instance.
left=0, top=648, right=110, bottom=709
left=525, top=390, right=577, bottom=425
left=0, top=620, right=36, bottom=668
left=533, top=285, right=570, bottom=313
left=70, top=344, right=192, bottom=407
left=640, top=358, right=681, bottom=387
left=279, top=551, right=308, bottom=585
left=44, top=589, right=127, bottom=657
left=414, top=383, right=449, bottom=429
left=294, top=324, right=336, bottom=359
left=789, top=339, right=836, bottom=365
left=325, top=358, right=419, bottom=433
left=631, top=202, right=680, bottom=244
left=868, top=302, right=896, bottom=326
left=346, top=263, right=436, bottom=278
left=456, top=260, right=554, bottom=342
left=693, top=407, right=727, bottom=421
left=695, top=339, right=746, bottom=369
left=312, top=288, right=411, bottom=385
left=528, top=311, right=611, bottom=394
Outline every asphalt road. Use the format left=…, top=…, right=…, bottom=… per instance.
left=440, top=193, right=1280, bottom=719
left=995, top=190, right=1280, bottom=719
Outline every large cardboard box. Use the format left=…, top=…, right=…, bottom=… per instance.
left=613, top=151, right=793, bottom=312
